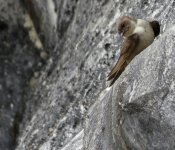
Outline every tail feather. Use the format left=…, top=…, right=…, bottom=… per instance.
left=109, top=62, right=126, bottom=86
left=107, top=56, right=126, bottom=81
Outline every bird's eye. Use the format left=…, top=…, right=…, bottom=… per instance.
left=121, top=23, right=125, bottom=27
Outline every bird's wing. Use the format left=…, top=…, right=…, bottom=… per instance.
left=107, top=33, right=139, bottom=83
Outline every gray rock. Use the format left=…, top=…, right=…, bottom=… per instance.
left=84, top=27, right=175, bottom=150
left=0, top=0, right=175, bottom=150
left=0, top=0, right=44, bottom=150
left=61, top=130, right=83, bottom=150
left=22, top=0, right=58, bottom=48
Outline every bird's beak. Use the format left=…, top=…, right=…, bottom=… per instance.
left=121, top=31, right=125, bottom=37
left=121, top=28, right=129, bottom=37
left=121, top=30, right=126, bottom=37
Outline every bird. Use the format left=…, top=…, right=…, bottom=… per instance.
left=107, top=16, right=160, bottom=86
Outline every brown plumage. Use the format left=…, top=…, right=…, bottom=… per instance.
left=107, top=16, right=160, bottom=86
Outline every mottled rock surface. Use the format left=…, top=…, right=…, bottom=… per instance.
left=0, top=0, right=43, bottom=150
left=1, top=0, right=175, bottom=150
left=85, top=27, right=175, bottom=150
left=16, top=0, right=175, bottom=149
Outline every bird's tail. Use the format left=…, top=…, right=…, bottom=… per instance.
left=107, top=59, right=127, bottom=86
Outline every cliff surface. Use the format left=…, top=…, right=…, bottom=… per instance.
left=1, top=0, right=175, bottom=150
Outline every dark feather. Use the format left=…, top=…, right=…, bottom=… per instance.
left=107, top=34, right=139, bottom=86
left=149, top=21, right=160, bottom=37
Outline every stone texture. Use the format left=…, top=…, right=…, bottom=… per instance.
left=1, top=0, right=175, bottom=150
left=61, top=130, right=83, bottom=150
left=84, top=27, right=175, bottom=150
left=0, top=1, right=44, bottom=150
left=21, top=0, right=57, bottom=49
left=16, top=0, right=175, bottom=149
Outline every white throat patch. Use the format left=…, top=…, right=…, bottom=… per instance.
left=134, top=26, right=145, bottom=35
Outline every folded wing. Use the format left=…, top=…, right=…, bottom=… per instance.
left=107, top=33, right=139, bottom=86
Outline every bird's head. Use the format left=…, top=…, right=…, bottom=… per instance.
left=118, top=16, right=136, bottom=37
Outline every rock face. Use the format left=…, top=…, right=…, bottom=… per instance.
left=84, top=27, right=175, bottom=150
left=0, top=0, right=43, bottom=150
left=1, top=0, right=175, bottom=150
